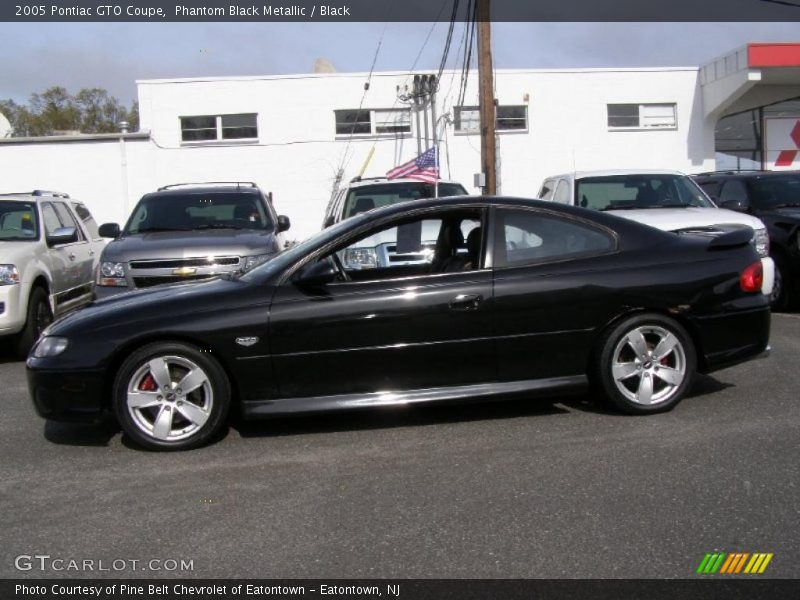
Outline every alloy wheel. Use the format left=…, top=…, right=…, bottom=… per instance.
left=126, top=355, right=213, bottom=442
left=611, top=325, right=687, bottom=406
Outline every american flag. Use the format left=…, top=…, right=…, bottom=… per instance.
left=386, top=146, right=439, bottom=183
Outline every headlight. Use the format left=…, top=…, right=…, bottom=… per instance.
left=0, top=264, right=20, bottom=285
left=343, top=247, right=377, bottom=270
left=32, top=336, right=69, bottom=358
left=753, top=228, right=769, bottom=258
left=97, top=262, right=127, bottom=287
left=243, top=254, right=272, bottom=272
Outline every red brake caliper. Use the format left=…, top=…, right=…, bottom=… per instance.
left=139, top=373, right=157, bottom=391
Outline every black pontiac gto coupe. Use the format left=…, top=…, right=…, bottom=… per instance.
left=28, top=196, right=770, bottom=450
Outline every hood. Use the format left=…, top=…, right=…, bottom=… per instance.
left=48, top=277, right=250, bottom=336
left=0, top=240, right=40, bottom=264
left=758, top=206, right=800, bottom=220
left=607, top=207, right=766, bottom=232
left=101, top=229, right=278, bottom=262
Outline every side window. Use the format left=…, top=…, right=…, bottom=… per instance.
left=494, top=209, right=614, bottom=268
left=719, top=180, right=748, bottom=203
left=40, top=203, right=62, bottom=237
left=52, top=202, right=84, bottom=241
left=322, top=209, right=484, bottom=283
left=539, top=180, right=554, bottom=200
left=553, top=180, right=572, bottom=204
left=72, top=202, right=101, bottom=240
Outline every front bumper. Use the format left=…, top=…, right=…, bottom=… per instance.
left=0, top=284, right=25, bottom=336
left=26, top=364, right=106, bottom=422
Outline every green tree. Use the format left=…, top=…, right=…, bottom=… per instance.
left=0, top=87, right=138, bottom=137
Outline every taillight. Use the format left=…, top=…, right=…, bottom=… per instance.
left=740, top=261, right=763, bottom=293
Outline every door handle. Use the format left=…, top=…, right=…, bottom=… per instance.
left=449, top=294, right=482, bottom=311
left=68, top=253, right=76, bottom=261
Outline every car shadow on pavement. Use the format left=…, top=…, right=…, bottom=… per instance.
left=234, top=395, right=584, bottom=439
left=44, top=417, right=120, bottom=447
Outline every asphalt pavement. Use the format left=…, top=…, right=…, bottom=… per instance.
left=1, top=314, right=798, bottom=579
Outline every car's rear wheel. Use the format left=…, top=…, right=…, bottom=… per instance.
left=15, top=286, right=52, bottom=358
left=597, top=314, right=696, bottom=414
left=113, top=342, right=230, bottom=450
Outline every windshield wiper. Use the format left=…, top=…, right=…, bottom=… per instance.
left=772, top=202, right=800, bottom=208
left=134, top=226, right=192, bottom=233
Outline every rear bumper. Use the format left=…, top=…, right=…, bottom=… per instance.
left=26, top=365, right=106, bottom=422
left=692, top=305, right=771, bottom=373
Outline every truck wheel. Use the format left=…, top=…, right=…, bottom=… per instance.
left=113, top=342, right=231, bottom=451
left=596, top=313, right=696, bottom=414
left=15, top=287, right=53, bottom=358
left=769, top=254, right=793, bottom=312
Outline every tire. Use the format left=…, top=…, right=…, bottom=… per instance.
left=595, top=313, right=696, bottom=415
left=112, top=342, right=231, bottom=450
left=15, top=286, right=53, bottom=359
left=769, top=254, right=793, bottom=312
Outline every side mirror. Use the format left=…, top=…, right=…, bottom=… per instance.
left=277, top=215, right=291, bottom=233
left=47, top=226, right=78, bottom=246
left=295, top=259, right=337, bottom=287
left=719, top=198, right=750, bottom=213
left=323, top=215, right=335, bottom=229
left=98, top=223, right=121, bottom=238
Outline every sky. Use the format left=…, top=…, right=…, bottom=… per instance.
left=1, top=22, right=800, bottom=105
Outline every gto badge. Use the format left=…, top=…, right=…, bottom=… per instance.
left=235, top=336, right=259, bottom=347
left=173, top=266, right=197, bottom=276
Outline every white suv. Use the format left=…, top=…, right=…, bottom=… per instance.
left=0, top=190, right=104, bottom=357
left=322, top=176, right=469, bottom=268
left=538, top=170, right=775, bottom=295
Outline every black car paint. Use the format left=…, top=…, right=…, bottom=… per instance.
left=27, top=196, right=770, bottom=423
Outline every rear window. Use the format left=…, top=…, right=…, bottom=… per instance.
left=342, top=182, right=467, bottom=219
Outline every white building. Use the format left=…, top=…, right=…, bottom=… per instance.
left=2, top=42, right=800, bottom=240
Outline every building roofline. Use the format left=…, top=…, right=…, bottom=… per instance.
left=136, top=66, right=700, bottom=86
left=0, top=132, right=150, bottom=145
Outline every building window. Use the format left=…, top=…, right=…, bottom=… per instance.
left=335, top=109, right=411, bottom=137
left=607, top=103, right=677, bottom=130
left=454, top=105, right=528, bottom=134
left=180, top=113, right=258, bottom=143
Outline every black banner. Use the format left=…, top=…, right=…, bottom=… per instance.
left=4, top=579, right=800, bottom=600
left=3, top=0, right=800, bottom=22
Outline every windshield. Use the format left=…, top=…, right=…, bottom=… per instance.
left=576, top=175, right=714, bottom=211
left=749, top=176, right=800, bottom=209
left=342, top=182, right=467, bottom=219
left=0, top=201, right=39, bottom=241
left=124, top=192, right=273, bottom=234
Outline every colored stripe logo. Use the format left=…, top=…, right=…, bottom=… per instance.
left=697, top=552, right=773, bottom=574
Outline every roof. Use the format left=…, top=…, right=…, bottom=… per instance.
left=0, top=190, right=72, bottom=202
left=693, top=170, right=800, bottom=179
left=347, top=177, right=466, bottom=189
left=546, top=169, right=686, bottom=181
left=147, top=182, right=263, bottom=196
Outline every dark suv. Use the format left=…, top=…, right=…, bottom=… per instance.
left=692, top=170, right=800, bottom=309
left=95, top=182, right=290, bottom=298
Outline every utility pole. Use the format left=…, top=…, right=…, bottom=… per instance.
left=477, top=0, right=497, bottom=195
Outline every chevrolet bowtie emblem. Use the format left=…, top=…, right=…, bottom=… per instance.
left=173, top=267, right=197, bottom=276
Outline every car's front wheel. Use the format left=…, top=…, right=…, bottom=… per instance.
left=596, top=314, right=696, bottom=414
left=113, top=342, right=230, bottom=450
left=15, top=286, right=53, bottom=358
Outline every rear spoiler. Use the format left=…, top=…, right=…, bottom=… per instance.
left=707, top=228, right=753, bottom=250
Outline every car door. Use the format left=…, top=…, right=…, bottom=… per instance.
left=268, top=207, right=494, bottom=399
left=50, top=201, right=95, bottom=310
left=490, top=205, right=617, bottom=381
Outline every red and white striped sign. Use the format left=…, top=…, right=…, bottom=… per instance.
left=765, top=117, right=800, bottom=170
